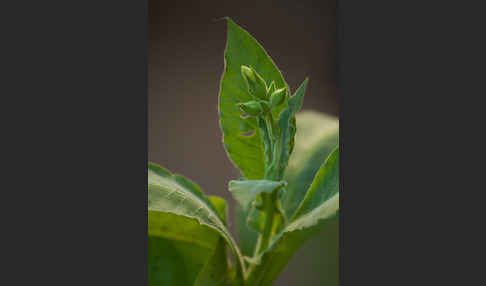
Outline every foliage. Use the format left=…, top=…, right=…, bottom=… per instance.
left=148, top=18, right=339, bottom=286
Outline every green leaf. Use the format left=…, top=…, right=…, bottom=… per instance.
left=148, top=163, right=225, bottom=224
left=246, top=201, right=266, bottom=234
left=267, top=78, right=308, bottom=179
left=148, top=162, right=246, bottom=283
left=148, top=211, right=220, bottom=286
left=148, top=201, right=230, bottom=286
left=236, top=204, right=259, bottom=258
left=275, top=215, right=339, bottom=286
left=219, top=17, right=289, bottom=180
left=194, top=198, right=230, bottom=286
left=245, top=215, right=339, bottom=286
left=287, top=148, right=339, bottom=228
left=194, top=237, right=229, bottom=286
left=230, top=179, right=287, bottom=240
left=282, top=111, right=339, bottom=219
left=208, top=196, right=228, bottom=224
left=228, top=180, right=286, bottom=211
left=278, top=117, right=339, bottom=285
left=245, top=148, right=339, bottom=286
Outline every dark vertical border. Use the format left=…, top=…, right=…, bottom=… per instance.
left=337, top=0, right=343, bottom=284
left=336, top=0, right=464, bottom=284
left=3, top=0, right=149, bottom=284
left=143, top=0, right=149, bottom=284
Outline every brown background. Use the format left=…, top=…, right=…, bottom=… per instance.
left=149, top=0, right=338, bottom=284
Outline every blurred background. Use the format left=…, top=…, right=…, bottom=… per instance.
left=149, top=0, right=338, bottom=285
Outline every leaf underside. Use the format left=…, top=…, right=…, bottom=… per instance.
left=229, top=179, right=286, bottom=211
left=148, top=162, right=245, bottom=285
left=230, top=179, right=287, bottom=238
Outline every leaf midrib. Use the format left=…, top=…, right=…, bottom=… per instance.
left=148, top=183, right=226, bottom=232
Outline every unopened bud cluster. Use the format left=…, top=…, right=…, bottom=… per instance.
left=238, top=65, right=288, bottom=117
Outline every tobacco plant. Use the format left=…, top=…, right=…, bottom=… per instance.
left=148, top=18, right=339, bottom=286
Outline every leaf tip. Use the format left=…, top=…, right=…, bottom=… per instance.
left=211, top=16, right=229, bottom=23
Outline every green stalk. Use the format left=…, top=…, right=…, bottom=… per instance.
left=245, top=112, right=283, bottom=285
left=256, top=194, right=275, bottom=254
left=245, top=194, right=276, bottom=286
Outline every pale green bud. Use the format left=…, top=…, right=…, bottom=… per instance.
left=269, top=88, right=287, bottom=107
left=241, top=65, right=268, bottom=100
left=241, top=65, right=255, bottom=83
left=237, top=101, right=264, bottom=117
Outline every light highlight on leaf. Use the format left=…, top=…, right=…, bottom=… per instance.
left=229, top=179, right=286, bottom=211
left=148, top=162, right=246, bottom=282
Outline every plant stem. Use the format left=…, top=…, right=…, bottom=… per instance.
left=245, top=112, right=282, bottom=285
left=245, top=194, right=275, bottom=286
left=259, top=111, right=281, bottom=253
left=264, top=116, right=274, bottom=144
left=256, top=194, right=275, bottom=254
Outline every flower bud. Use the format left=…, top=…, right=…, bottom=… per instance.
left=241, top=65, right=255, bottom=83
left=237, top=101, right=264, bottom=117
left=269, top=88, right=287, bottom=107
left=241, top=65, right=268, bottom=100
